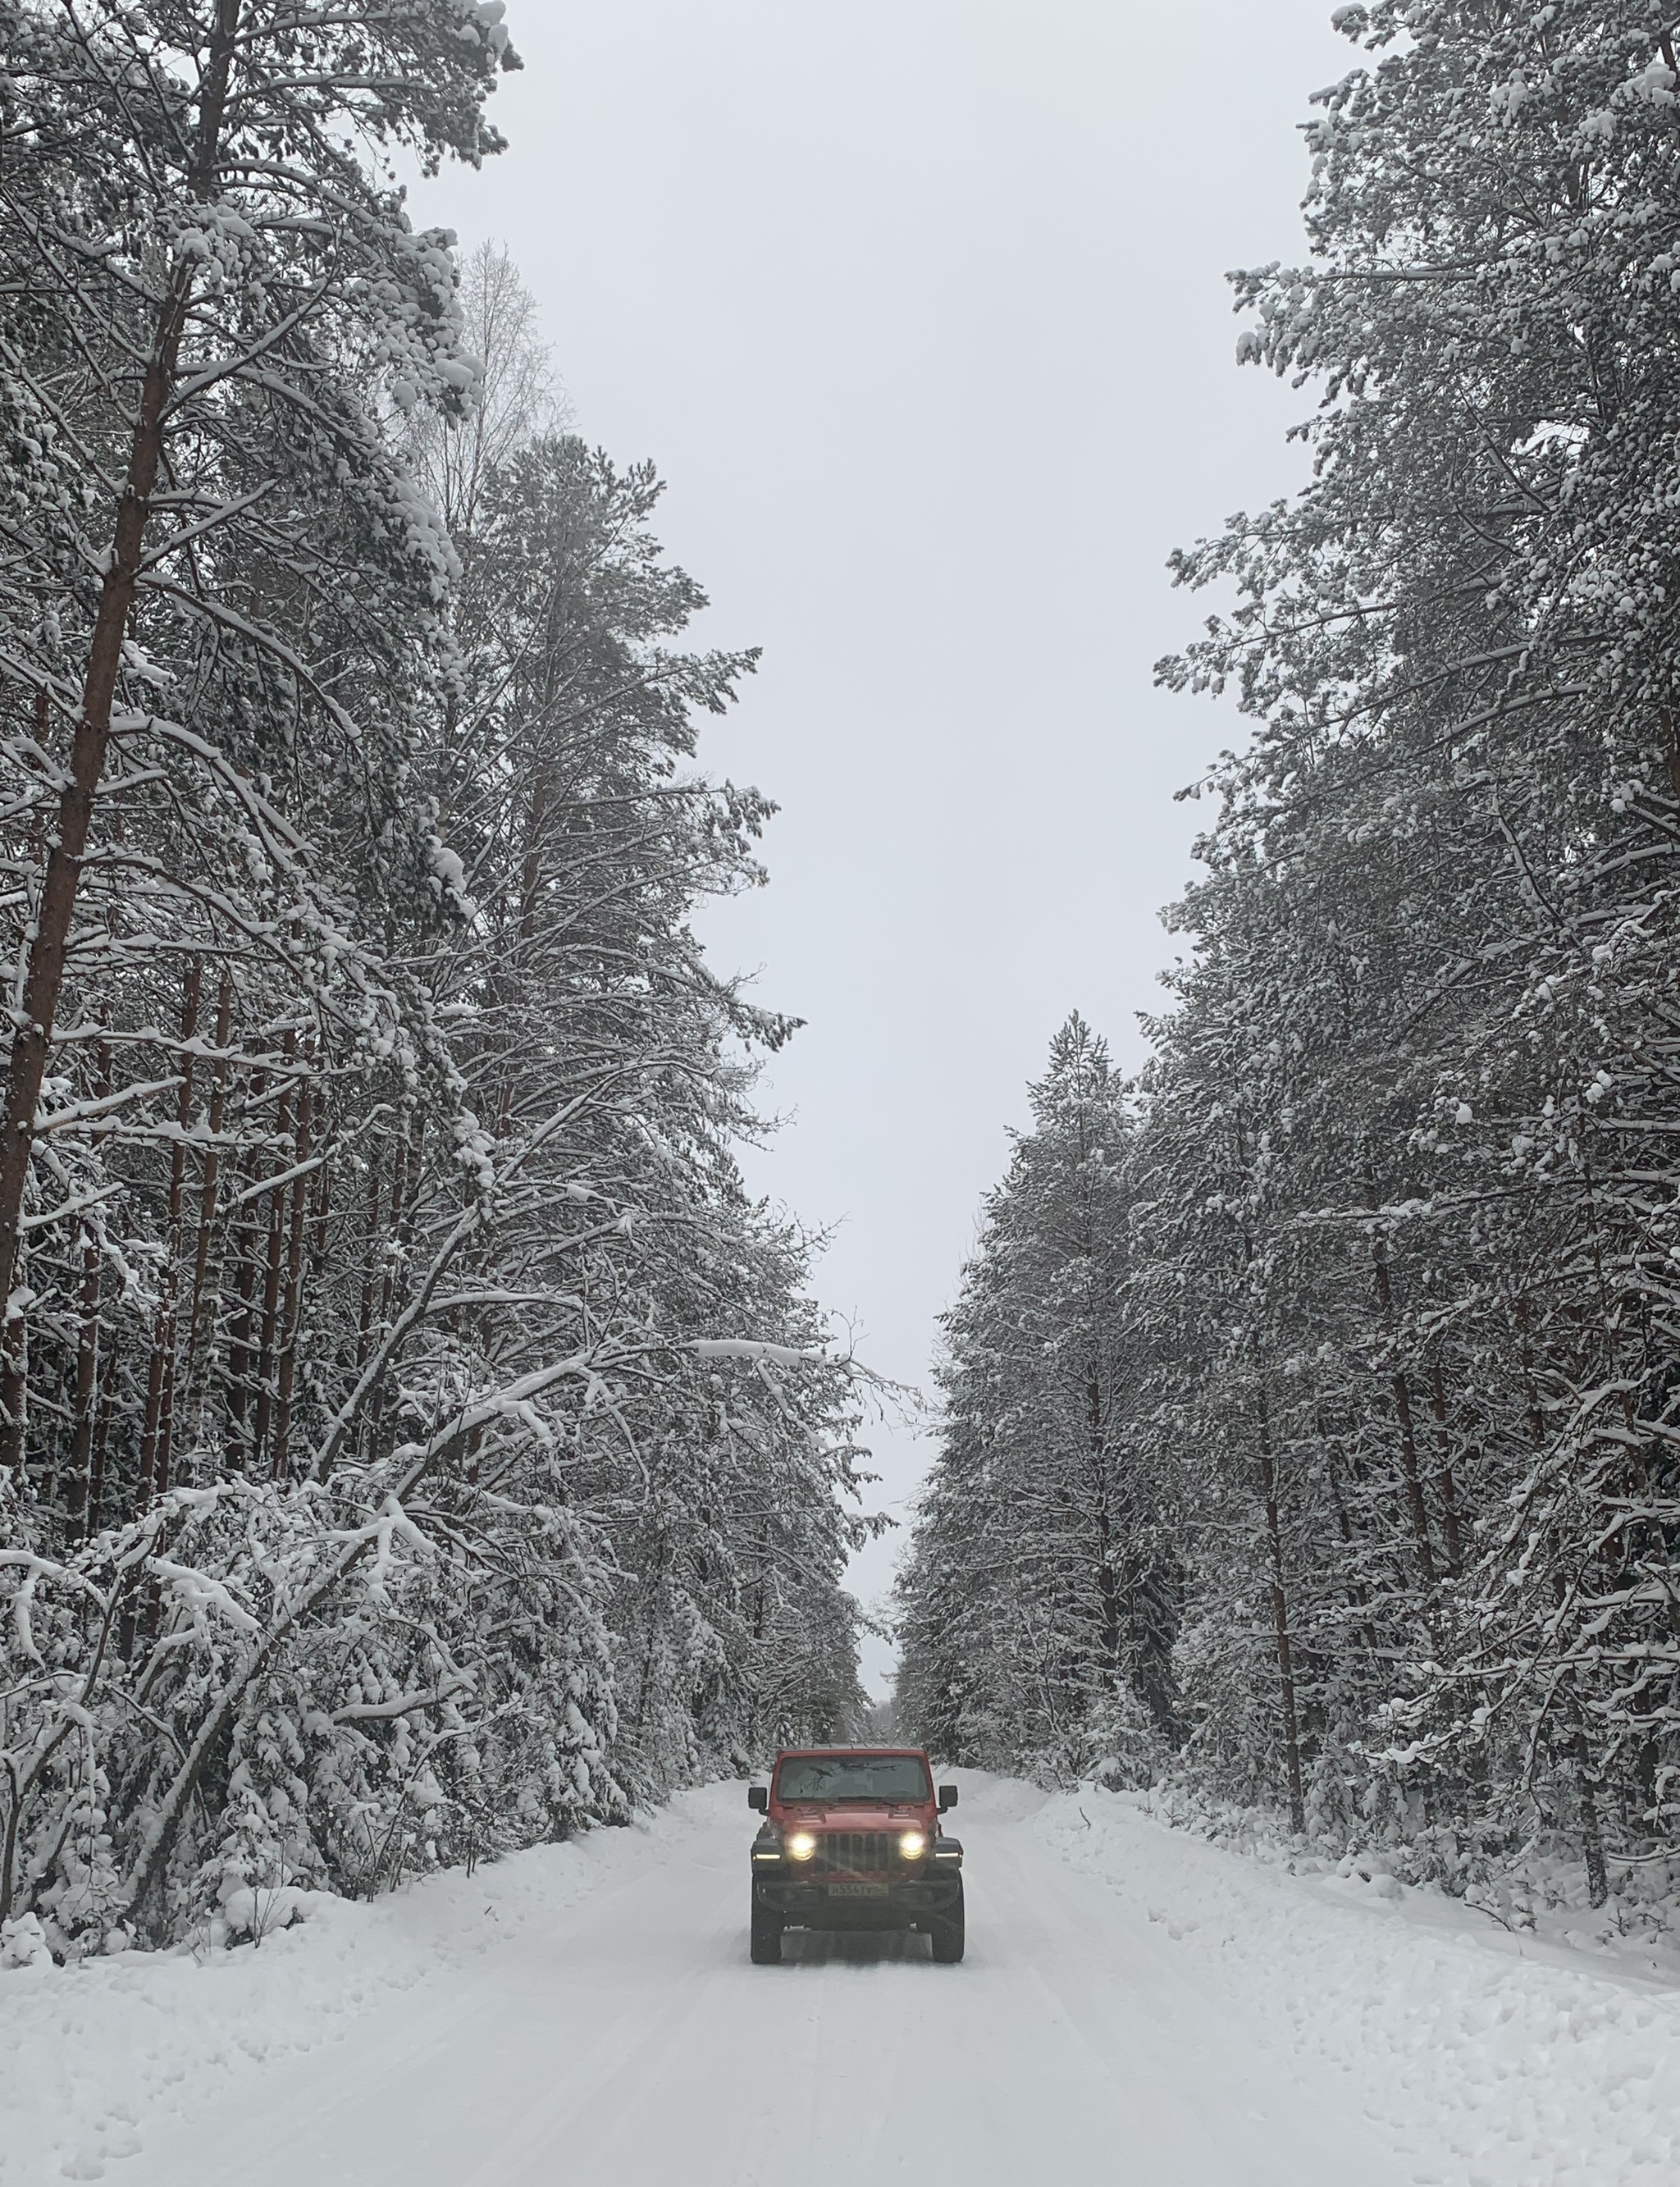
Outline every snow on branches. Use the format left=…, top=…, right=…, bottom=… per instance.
left=0, top=17, right=870, bottom=1952
left=902, top=2, right=1680, bottom=1909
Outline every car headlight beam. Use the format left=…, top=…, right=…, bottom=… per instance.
left=897, top=1829, right=927, bottom=1860
left=786, top=1830, right=818, bottom=1861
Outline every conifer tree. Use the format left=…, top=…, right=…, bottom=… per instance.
left=0, top=8, right=870, bottom=1950
left=902, top=4, right=1680, bottom=1897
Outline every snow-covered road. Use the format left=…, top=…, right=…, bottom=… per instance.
left=107, top=1773, right=1400, bottom=2187
left=7, top=1773, right=1679, bottom=2185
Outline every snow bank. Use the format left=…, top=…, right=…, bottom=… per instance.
left=0, top=1807, right=676, bottom=2183
left=1036, top=1787, right=1680, bottom=2187
left=1145, top=1778, right=1680, bottom=1965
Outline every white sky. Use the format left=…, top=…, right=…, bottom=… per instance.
left=414, top=0, right=1354, bottom=1697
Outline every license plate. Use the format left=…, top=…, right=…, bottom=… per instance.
left=828, top=1881, right=888, bottom=1898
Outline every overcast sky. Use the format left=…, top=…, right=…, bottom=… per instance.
left=414, top=0, right=1354, bottom=1696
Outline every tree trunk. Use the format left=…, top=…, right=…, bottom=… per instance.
left=1085, top=1367, right=1124, bottom=1687
left=1257, top=1386, right=1306, bottom=1833
left=1426, top=1358, right=1465, bottom=1577
left=135, top=964, right=200, bottom=1509
left=154, top=961, right=202, bottom=1498
left=363, top=1133, right=410, bottom=1461
left=354, top=1148, right=385, bottom=1373
left=63, top=1042, right=114, bottom=1536
left=1388, top=1369, right=1436, bottom=1590
left=1318, top=1408, right=1381, bottom=1657
left=0, top=1282, right=27, bottom=1477
left=184, top=969, right=235, bottom=1401
left=1363, top=1177, right=1436, bottom=1590
left=0, top=3, right=244, bottom=1428
left=250, top=1062, right=297, bottom=1469
left=86, top=1356, right=118, bottom=1543
left=1575, top=1733, right=1609, bottom=1911
left=225, top=1075, right=266, bottom=1453
left=66, top=1228, right=104, bottom=1535
left=270, top=1067, right=314, bottom=1481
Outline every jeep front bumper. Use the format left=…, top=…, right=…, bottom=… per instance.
left=751, top=1866, right=963, bottom=1923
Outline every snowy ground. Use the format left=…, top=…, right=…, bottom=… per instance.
left=2, top=1772, right=1678, bottom=2186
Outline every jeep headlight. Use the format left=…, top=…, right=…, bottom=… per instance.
left=786, top=1830, right=817, bottom=1861
left=897, top=1830, right=926, bottom=1860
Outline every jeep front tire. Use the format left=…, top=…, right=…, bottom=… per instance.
left=750, top=1903, right=783, bottom=1965
left=928, top=1887, right=965, bottom=1964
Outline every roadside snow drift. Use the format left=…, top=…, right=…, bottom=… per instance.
left=0, top=1820, right=651, bottom=2184
left=1034, top=1786, right=1680, bottom=2187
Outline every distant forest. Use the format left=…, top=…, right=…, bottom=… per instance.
left=899, top=3, right=1680, bottom=1909
left=0, top=2, right=873, bottom=1952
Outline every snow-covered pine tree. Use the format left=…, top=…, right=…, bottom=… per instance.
left=0, top=5, right=870, bottom=1952
left=905, top=2, right=1680, bottom=1901
left=0, top=1, right=514, bottom=1369
left=1152, top=0, right=1680, bottom=1893
left=419, top=416, right=877, bottom=1788
left=897, top=1018, right=1176, bottom=1787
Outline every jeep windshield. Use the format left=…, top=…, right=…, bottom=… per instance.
left=775, top=1756, right=931, bottom=1803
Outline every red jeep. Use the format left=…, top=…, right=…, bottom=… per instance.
left=746, top=1746, right=964, bottom=1964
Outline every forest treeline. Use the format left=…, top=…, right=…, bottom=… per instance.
left=0, top=2, right=871, bottom=1953
left=900, top=2, right=1680, bottom=1903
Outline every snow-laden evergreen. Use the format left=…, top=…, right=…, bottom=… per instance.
left=896, top=1020, right=1178, bottom=1787
left=0, top=5, right=870, bottom=1953
left=901, top=3, right=1680, bottom=1903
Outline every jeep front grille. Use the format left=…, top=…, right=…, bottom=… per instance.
left=817, top=1830, right=889, bottom=1874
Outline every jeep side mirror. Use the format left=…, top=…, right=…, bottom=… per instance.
left=938, top=1785, right=957, bottom=1811
left=747, top=1785, right=768, bottom=1811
